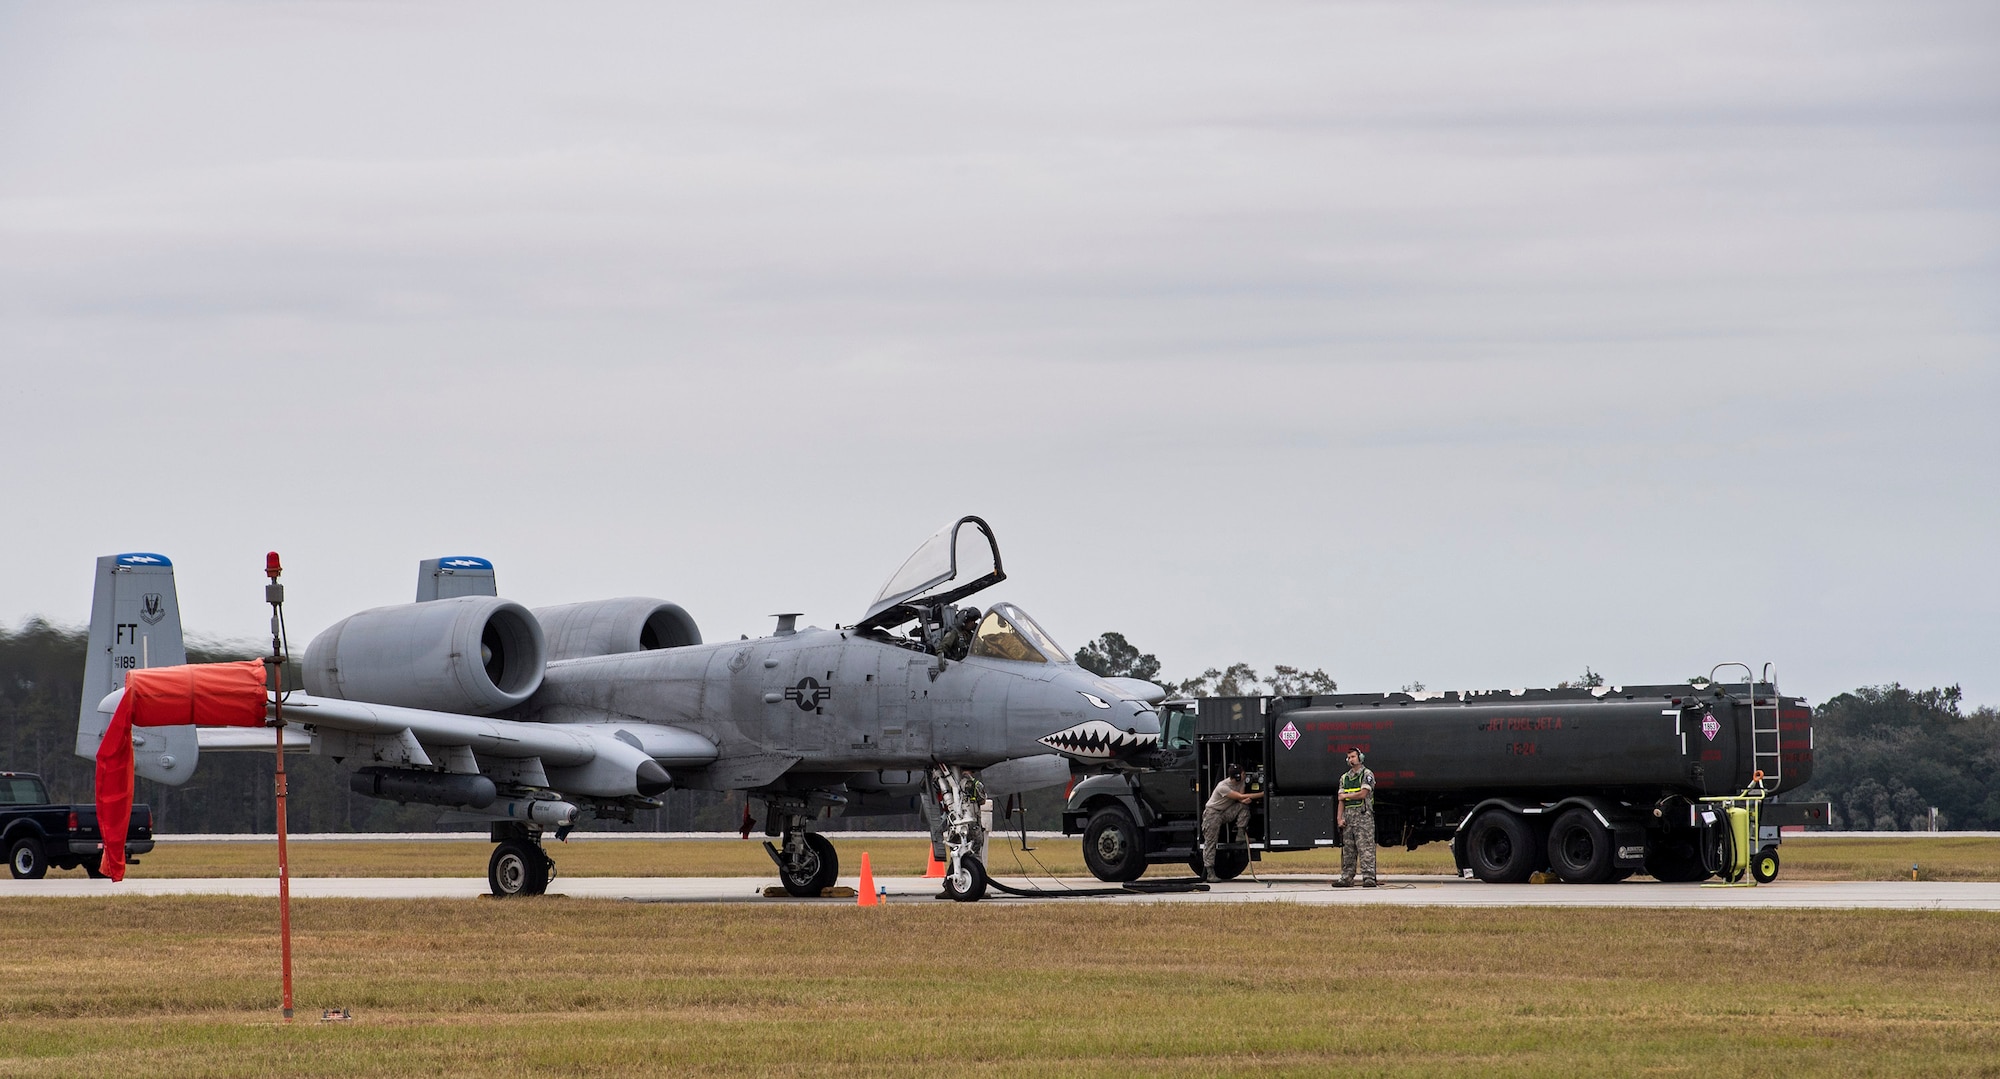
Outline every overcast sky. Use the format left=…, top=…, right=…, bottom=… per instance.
left=1, top=1, right=1994, bottom=708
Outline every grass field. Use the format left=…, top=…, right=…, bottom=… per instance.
left=0, top=898, right=1994, bottom=1077
left=88, top=834, right=2000, bottom=882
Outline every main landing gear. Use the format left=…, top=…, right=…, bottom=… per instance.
left=762, top=797, right=841, bottom=897
left=488, top=822, right=555, bottom=898
left=930, top=763, right=988, bottom=902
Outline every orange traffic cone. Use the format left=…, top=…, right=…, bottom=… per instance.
left=857, top=851, right=880, bottom=907
left=924, top=847, right=947, bottom=878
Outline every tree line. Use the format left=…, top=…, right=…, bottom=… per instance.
left=5, top=619, right=1994, bottom=832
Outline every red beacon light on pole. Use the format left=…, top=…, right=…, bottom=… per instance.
left=262, top=550, right=294, bottom=1021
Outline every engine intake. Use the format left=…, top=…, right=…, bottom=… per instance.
left=303, top=596, right=546, bottom=714
left=535, top=597, right=701, bottom=661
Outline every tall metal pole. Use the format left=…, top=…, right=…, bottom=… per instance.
left=265, top=552, right=294, bottom=1022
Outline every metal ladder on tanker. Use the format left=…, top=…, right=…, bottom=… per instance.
left=1712, top=661, right=1783, bottom=791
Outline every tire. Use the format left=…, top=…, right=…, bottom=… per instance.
left=1642, top=834, right=1712, bottom=883
left=944, top=854, right=988, bottom=902
left=8, top=836, right=47, bottom=880
left=488, top=839, right=549, bottom=898
left=1545, top=809, right=1617, bottom=884
left=1750, top=846, right=1780, bottom=884
left=84, top=862, right=108, bottom=880
left=1212, top=846, right=1250, bottom=881
left=1082, top=808, right=1147, bottom=883
left=1464, top=810, right=1535, bottom=883
left=778, top=833, right=840, bottom=897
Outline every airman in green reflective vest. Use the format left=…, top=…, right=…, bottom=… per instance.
left=1335, top=748, right=1377, bottom=888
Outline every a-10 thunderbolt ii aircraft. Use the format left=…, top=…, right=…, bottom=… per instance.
left=76, top=518, right=1165, bottom=900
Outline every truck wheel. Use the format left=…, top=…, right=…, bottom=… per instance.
left=1750, top=846, right=1780, bottom=884
left=1213, top=846, right=1250, bottom=881
left=1546, top=809, right=1616, bottom=884
left=1642, top=835, right=1711, bottom=883
left=8, top=836, right=48, bottom=880
left=1081, top=808, right=1147, bottom=882
left=1465, top=811, right=1535, bottom=883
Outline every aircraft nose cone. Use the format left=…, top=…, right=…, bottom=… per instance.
left=636, top=759, right=672, bottom=797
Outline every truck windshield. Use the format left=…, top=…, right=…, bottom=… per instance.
left=0, top=776, right=49, bottom=806
left=1164, top=707, right=1195, bottom=750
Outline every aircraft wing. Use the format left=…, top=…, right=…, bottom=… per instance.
left=100, top=689, right=717, bottom=797
left=198, top=727, right=311, bottom=751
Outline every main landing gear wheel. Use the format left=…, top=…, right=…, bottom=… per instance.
left=8, top=836, right=47, bottom=880
left=778, top=833, right=840, bottom=897
left=1751, top=846, right=1781, bottom=884
left=488, top=839, right=550, bottom=898
left=1082, top=808, right=1147, bottom=882
left=944, top=854, right=988, bottom=902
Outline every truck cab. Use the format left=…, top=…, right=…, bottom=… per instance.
left=2, top=771, right=154, bottom=879
left=1063, top=697, right=1332, bottom=880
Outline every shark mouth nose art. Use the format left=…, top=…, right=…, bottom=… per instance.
left=1039, top=719, right=1160, bottom=760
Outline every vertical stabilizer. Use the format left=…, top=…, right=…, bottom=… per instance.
left=417, top=556, right=497, bottom=602
left=77, top=553, right=189, bottom=761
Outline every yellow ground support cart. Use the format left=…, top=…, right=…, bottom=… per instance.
left=1698, top=772, right=1782, bottom=887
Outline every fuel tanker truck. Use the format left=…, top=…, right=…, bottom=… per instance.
left=1063, top=670, right=1827, bottom=885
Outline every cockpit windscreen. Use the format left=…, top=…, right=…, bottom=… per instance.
left=969, top=603, right=1069, bottom=665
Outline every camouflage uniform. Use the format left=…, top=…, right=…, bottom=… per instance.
left=1200, top=776, right=1251, bottom=877
left=1339, top=764, right=1377, bottom=885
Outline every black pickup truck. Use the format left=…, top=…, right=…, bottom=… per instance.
left=1, top=771, right=154, bottom=878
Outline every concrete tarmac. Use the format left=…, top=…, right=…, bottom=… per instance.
left=5, top=873, right=1998, bottom=910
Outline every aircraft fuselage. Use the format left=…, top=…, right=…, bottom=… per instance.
left=518, top=625, right=1159, bottom=781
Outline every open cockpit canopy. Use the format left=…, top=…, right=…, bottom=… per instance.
left=856, top=516, right=1005, bottom=633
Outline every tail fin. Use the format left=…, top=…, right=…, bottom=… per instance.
left=76, top=554, right=192, bottom=778
left=416, top=556, right=497, bottom=602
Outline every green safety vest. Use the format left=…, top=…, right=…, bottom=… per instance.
left=1341, top=770, right=1372, bottom=811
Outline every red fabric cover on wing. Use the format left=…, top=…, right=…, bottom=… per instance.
left=95, top=661, right=269, bottom=880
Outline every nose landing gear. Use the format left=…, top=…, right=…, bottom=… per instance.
left=930, top=763, right=989, bottom=902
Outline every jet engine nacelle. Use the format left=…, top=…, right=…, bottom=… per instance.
left=533, top=597, right=701, bottom=662
left=302, top=596, right=546, bottom=714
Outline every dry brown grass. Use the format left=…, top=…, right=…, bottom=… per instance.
left=0, top=897, right=1994, bottom=1077
left=81, top=834, right=2000, bottom=882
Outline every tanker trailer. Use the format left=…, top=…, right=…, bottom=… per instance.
left=1063, top=674, right=1826, bottom=884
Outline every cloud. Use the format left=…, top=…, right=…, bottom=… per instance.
left=0, top=1, right=1995, bottom=704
